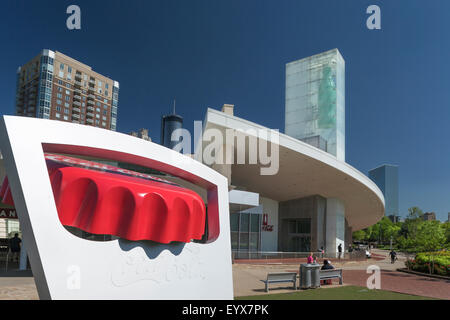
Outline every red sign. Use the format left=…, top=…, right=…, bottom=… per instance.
left=0, top=207, right=17, bottom=219
left=262, top=213, right=273, bottom=232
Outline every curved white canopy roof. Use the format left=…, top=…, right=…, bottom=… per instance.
left=200, top=108, right=385, bottom=231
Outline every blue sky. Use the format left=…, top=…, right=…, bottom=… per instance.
left=0, top=0, right=449, bottom=221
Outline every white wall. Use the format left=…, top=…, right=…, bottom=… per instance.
left=260, top=197, right=278, bottom=252
left=325, top=198, right=345, bottom=253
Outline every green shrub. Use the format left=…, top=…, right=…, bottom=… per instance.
left=408, top=251, right=450, bottom=276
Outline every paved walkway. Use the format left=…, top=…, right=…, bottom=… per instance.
left=0, top=249, right=447, bottom=299
left=232, top=249, right=450, bottom=299
left=0, top=270, right=37, bottom=300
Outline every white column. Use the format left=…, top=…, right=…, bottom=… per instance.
left=325, top=198, right=345, bottom=255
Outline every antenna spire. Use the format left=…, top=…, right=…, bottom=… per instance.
left=173, top=99, right=176, bottom=114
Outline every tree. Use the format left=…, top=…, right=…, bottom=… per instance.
left=416, top=221, right=446, bottom=274
left=352, top=230, right=366, bottom=242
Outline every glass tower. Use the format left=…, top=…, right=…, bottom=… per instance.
left=369, top=164, right=399, bottom=217
left=285, top=49, right=345, bottom=160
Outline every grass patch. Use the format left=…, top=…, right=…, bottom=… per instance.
left=236, top=286, right=436, bottom=300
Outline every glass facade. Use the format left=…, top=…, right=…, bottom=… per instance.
left=230, top=212, right=261, bottom=252
left=285, top=49, right=345, bottom=160
left=369, top=165, right=399, bottom=217
left=111, top=82, right=119, bottom=131
left=37, top=52, right=54, bottom=119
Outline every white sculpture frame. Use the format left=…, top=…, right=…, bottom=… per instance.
left=0, top=116, right=233, bottom=300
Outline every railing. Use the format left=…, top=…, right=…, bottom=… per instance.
left=232, top=250, right=366, bottom=261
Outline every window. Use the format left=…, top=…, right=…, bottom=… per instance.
left=59, top=71, right=64, bottom=78
left=105, top=91, right=108, bottom=96
left=64, top=108, right=69, bottom=114
left=55, top=113, right=61, bottom=118
left=105, top=83, right=109, bottom=89
left=68, top=66, right=72, bottom=73
left=65, top=96, right=70, bottom=101
left=96, top=107, right=100, bottom=112
left=58, top=80, right=63, bottom=85
left=229, top=212, right=261, bottom=252
left=57, top=99, right=62, bottom=105
left=102, top=116, right=106, bottom=121
left=102, top=121, right=106, bottom=127
left=67, top=73, right=72, bottom=80
left=96, top=102, right=101, bottom=107
left=63, top=115, right=68, bottom=121
left=65, top=90, right=70, bottom=95
left=66, top=83, right=71, bottom=89
left=60, top=63, right=64, bottom=70
left=288, top=219, right=311, bottom=234
left=96, top=114, right=100, bottom=119
left=56, top=106, right=61, bottom=112
left=98, top=81, right=102, bottom=87
left=103, top=110, right=107, bottom=115
left=57, top=93, right=62, bottom=99
left=57, top=87, right=62, bottom=92
left=64, top=102, right=70, bottom=108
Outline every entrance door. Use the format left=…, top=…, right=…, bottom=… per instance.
left=289, top=236, right=311, bottom=252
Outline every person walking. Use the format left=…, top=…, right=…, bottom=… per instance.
left=389, top=249, right=397, bottom=264
left=9, top=233, right=21, bottom=263
left=338, top=243, right=342, bottom=260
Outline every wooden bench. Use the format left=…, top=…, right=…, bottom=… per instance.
left=261, top=272, right=297, bottom=292
left=319, top=269, right=343, bottom=285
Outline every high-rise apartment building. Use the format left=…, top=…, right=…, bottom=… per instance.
left=369, top=164, right=399, bottom=218
left=285, top=49, right=345, bottom=160
left=15, top=49, right=119, bottom=131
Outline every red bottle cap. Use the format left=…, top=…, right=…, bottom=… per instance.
left=2, top=154, right=206, bottom=244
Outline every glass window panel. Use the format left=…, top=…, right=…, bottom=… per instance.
left=240, top=213, right=249, bottom=232
left=289, top=220, right=296, bottom=233
left=249, top=233, right=258, bottom=251
left=230, top=213, right=239, bottom=232
left=231, top=232, right=238, bottom=250
left=250, top=214, right=260, bottom=232
left=239, top=233, right=249, bottom=250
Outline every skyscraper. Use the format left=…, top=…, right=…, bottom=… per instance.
left=285, top=49, right=345, bottom=160
left=161, top=101, right=183, bottom=150
left=369, top=164, right=399, bottom=218
left=15, top=49, right=119, bottom=131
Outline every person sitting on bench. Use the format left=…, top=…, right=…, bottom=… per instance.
left=321, top=259, right=334, bottom=270
left=321, top=260, right=334, bottom=285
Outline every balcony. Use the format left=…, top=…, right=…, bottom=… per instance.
left=74, top=80, right=82, bottom=87
left=28, top=99, right=36, bottom=105
left=86, top=112, right=94, bottom=118
left=88, top=94, right=96, bottom=99
left=73, top=94, right=81, bottom=101
left=87, top=106, right=94, bottom=112
left=87, top=100, right=94, bottom=105
left=74, top=88, right=82, bottom=94
left=86, top=118, right=94, bottom=123
left=72, top=113, right=80, bottom=119
left=73, top=102, right=81, bottom=108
